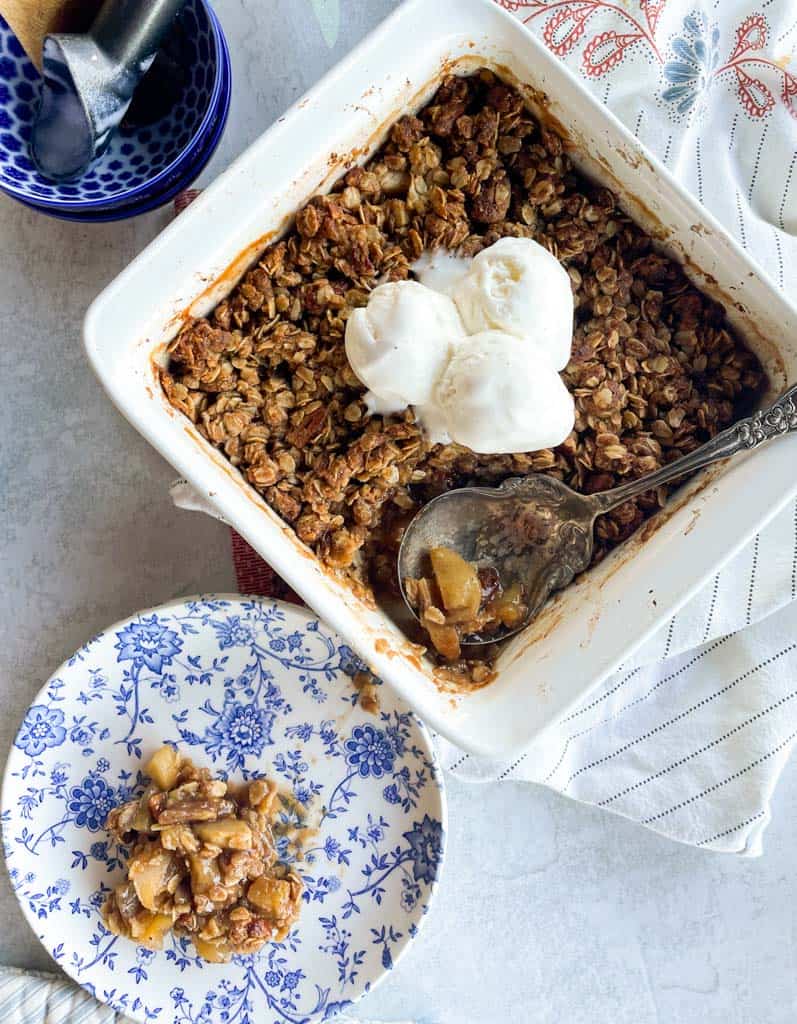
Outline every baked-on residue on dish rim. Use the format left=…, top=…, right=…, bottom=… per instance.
left=84, top=0, right=797, bottom=757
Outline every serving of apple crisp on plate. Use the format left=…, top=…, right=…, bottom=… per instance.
left=3, top=597, right=445, bottom=1023
left=102, top=746, right=302, bottom=962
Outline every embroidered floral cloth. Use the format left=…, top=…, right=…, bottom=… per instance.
left=438, top=0, right=797, bottom=855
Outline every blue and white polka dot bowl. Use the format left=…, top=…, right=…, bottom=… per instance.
left=0, top=0, right=230, bottom=217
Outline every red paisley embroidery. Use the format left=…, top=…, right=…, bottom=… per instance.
left=782, top=72, right=797, bottom=121
left=727, top=14, right=769, bottom=63
left=582, top=30, right=643, bottom=78
left=640, top=0, right=667, bottom=35
left=543, top=5, right=594, bottom=57
left=734, top=66, right=775, bottom=118
left=491, top=0, right=790, bottom=123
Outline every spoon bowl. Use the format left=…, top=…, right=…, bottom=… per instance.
left=398, top=476, right=596, bottom=644
left=399, top=382, right=797, bottom=646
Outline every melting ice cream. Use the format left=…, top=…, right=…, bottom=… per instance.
left=344, top=238, right=575, bottom=453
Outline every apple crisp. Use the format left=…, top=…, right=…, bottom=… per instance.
left=101, top=746, right=302, bottom=961
left=404, top=547, right=527, bottom=661
left=161, top=69, right=764, bottom=683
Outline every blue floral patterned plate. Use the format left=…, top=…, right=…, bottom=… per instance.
left=2, top=597, right=446, bottom=1024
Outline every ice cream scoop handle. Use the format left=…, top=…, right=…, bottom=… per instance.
left=590, top=382, right=797, bottom=515
left=91, top=0, right=187, bottom=67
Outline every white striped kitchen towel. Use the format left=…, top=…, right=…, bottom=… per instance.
left=434, top=0, right=797, bottom=856
left=0, top=965, right=132, bottom=1024
left=0, top=965, right=397, bottom=1024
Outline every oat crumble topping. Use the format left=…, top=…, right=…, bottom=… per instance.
left=161, top=70, right=764, bottom=684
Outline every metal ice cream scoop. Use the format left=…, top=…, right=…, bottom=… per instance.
left=399, top=383, right=797, bottom=645
left=32, top=0, right=187, bottom=181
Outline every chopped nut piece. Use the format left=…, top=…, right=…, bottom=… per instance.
left=156, top=797, right=232, bottom=824
left=159, top=825, right=199, bottom=854
left=423, top=605, right=447, bottom=625
left=247, top=778, right=278, bottom=814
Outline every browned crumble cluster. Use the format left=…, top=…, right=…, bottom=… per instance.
left=102, top=747, right=302, bottom=962
left=161, top=70, right=764, bottom=683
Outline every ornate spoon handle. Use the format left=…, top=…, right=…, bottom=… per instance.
left=592, top=383, right=797, bottom=515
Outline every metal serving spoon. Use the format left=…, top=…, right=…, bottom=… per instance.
left=32, top=0, right=187, bottom=181
left=399, top=383, right=797, bottom=645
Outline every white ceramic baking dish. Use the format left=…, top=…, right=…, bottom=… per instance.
left=85, top=0, right=797, bottom=758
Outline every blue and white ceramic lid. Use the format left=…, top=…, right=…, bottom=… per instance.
left=2, top=596, right=446, bottom=1024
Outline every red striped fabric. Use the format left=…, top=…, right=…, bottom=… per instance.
left=230, top=531, right=300, bottom=603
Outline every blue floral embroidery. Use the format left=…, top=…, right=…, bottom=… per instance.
left=115, top=618, right=182, bottom=673
left=323, top=837, right=341, bottom=860
left=344, top=725, right=395, bottom=779
left=340, top=809, right=444, bottom=921
left=268, top=632, right=303, bottom=654
left=77, top=669, right=108, bottom=706
left=662, top=14, right=720, bottom=114
left=400, top=887, right=417, bottom=912
left=15, top=705, right=66, bottom=757
left=8, top=868, right=71, bottom=921
left=70, top=722, right=93, bottom=747
left=370, top=924, right=402, bottom=970
left=89, top=889, right=107, bottom=909
left=337, top=645, right=367, bottom=678
left=285, top=722, right=313, bottom=743
left=204, top=699, right=274, bottom=761
left=161, top=681, right=180, bottom=703
left=382, top=783, right=400, bottom=805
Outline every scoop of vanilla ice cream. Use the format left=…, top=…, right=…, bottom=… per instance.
left=345, top=280, right=466, bottom=414
left=411, top=249, right=471, bottom=295
left=435, top=330, right=574, bottom=454
left=451, top=237, right=574, bottom=371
